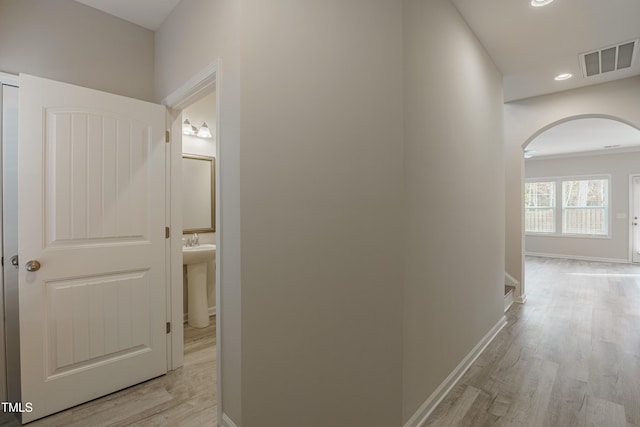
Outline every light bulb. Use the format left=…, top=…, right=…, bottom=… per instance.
left=197, top=122, right=213, bottom=139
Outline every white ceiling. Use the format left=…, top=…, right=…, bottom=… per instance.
left=75, top=0, right=181, bottom=31
left=452, top=0, right=640, bottom=102
left=526, top=118, right=640, bottom=159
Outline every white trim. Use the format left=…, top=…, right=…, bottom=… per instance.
left=505, top=272, right=525, bottom=304
left=403, top=317, right=507, bottom=427
left=183, top=306, right=216, bottom=323
left=504, top=271, right=519, bottom=287
left=525, top=146, right=640, bottom=161
left=163, top=60, right=223, bottom=426
left=0, top=72, right=19, bottom=87
left=222, top=413, right=238, bottom=427
left=514, top=293, right=527, bottom=304
left=525, top=252, right=630, bottom=264
left=526, top=232, right=612, bottom=240
left=165, top=108, right=184, bottom=371
left=630, top=174, right=640, bottom=263
left=214, top=61, right=223, bottom=427
left=162, top=62, right=217, bottom=110
left=504, top=288, right=514, bottom=312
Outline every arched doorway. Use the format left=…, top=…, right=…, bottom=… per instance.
left=520, top=115, right=640, bottom=296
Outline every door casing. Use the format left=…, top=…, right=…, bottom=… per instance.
left=162, top=60, right=222, bottom=426
left=629, top=174, right=640, bottom=263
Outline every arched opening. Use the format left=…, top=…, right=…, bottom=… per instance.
left=520, top=115, right=640, bottom=296
left=522, top=114, right=640, bottom=151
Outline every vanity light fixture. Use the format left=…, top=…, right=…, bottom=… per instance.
left=530, top=0, right=554, bottom=7
left=197, top=122, right=213, bottom=139
left=182, top=118, right=213, bottom=139
left=554, top=73, right=573, bottom=81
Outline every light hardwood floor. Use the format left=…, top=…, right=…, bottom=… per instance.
left=0, top=318, right=217, bottom=427
left=4, top=257, right=640, bottom=426
left=424, top=256, right=640, bottom=427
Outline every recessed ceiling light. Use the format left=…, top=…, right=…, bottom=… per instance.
left=530, top=0, right=554, bottom=7
left=554, top=73, right=573, bottom=81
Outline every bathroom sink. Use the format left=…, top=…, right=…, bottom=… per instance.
left=182, top=244, right=216, bottom=265
left=183, top=244, right=216, bottom=328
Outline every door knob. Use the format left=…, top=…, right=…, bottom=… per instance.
left=25, top=260, right=41, bottom=272
left=10, top=255, right=18, bottom=267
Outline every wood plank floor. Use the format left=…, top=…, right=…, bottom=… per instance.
left=0, top=318, right=216, bottom=427
left=4, top=257, right=640, bottom=426
left=424, top=256, right=640, bottom=427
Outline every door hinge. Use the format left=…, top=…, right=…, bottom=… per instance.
left=165, top=227, right=170, bottom=238
left=166, top=322, right=171, bottom=334
left=165, top=130, right=170, bottom=143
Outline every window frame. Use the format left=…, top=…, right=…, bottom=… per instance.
left=524, top=180, right=557, bottom=235
left=524, top=174, right=612, bottom=239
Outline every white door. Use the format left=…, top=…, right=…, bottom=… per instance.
left=633, top=176, right=640, bottom=263
left=18, top=74, right=167, bottom=423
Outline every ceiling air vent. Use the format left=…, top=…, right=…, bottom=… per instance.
left=579, top=39, right=638, bottom=78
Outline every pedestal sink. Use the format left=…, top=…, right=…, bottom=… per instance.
left=183, top=244, right=216, bottom=328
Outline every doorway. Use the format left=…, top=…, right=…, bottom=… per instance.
left=631, top=175, right=640, bottom=263
left=179, top=90, right=218, bottom=361
left=163, top=61, right=222, bottom=425
left=523, top=117, right=640, bottom=269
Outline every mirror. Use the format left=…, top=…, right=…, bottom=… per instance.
left=182, top=155, right=215, bottom=233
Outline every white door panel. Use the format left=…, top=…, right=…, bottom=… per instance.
left=18, top=74, right=166, bottom=423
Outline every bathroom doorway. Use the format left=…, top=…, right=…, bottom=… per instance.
left=181, top=91, right=217, bottom=329
left=163, top=61, right=221, bottom=424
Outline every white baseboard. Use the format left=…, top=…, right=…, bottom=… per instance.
left=525, top=252, right=629, bottom=264
left=505, top=272, right=525, bottom=305
left=504, top=289, right=514, bottom=312
left=504, top=271, right=519, bottom=288
left=514, top=293, right=527, bottom=304
left=403, top=316, right=507, bottom=427
left=222, top=413, right=238, bottom=427
left=183, top=306, right=216, bottom=323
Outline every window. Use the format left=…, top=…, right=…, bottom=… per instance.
left=562, top=179, right=608, bottom=235
left=525, top=181, right=556, bottom=233
left=525, top=176, right=610, bottom=237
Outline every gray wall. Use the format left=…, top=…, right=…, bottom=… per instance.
left=505, top=76, right=640, bottom=299
left=403, top=0, right=505, bottom=421
left=525, top=151, right=640, bottom=262
left=239, top=1, right=404, bottom=425
left=0, top=0, right=155, bottom=102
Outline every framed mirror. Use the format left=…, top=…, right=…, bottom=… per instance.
left=182, top=154, right=215, bottom=233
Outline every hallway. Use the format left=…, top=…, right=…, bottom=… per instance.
left=425, top=257, right=640, bottom=426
